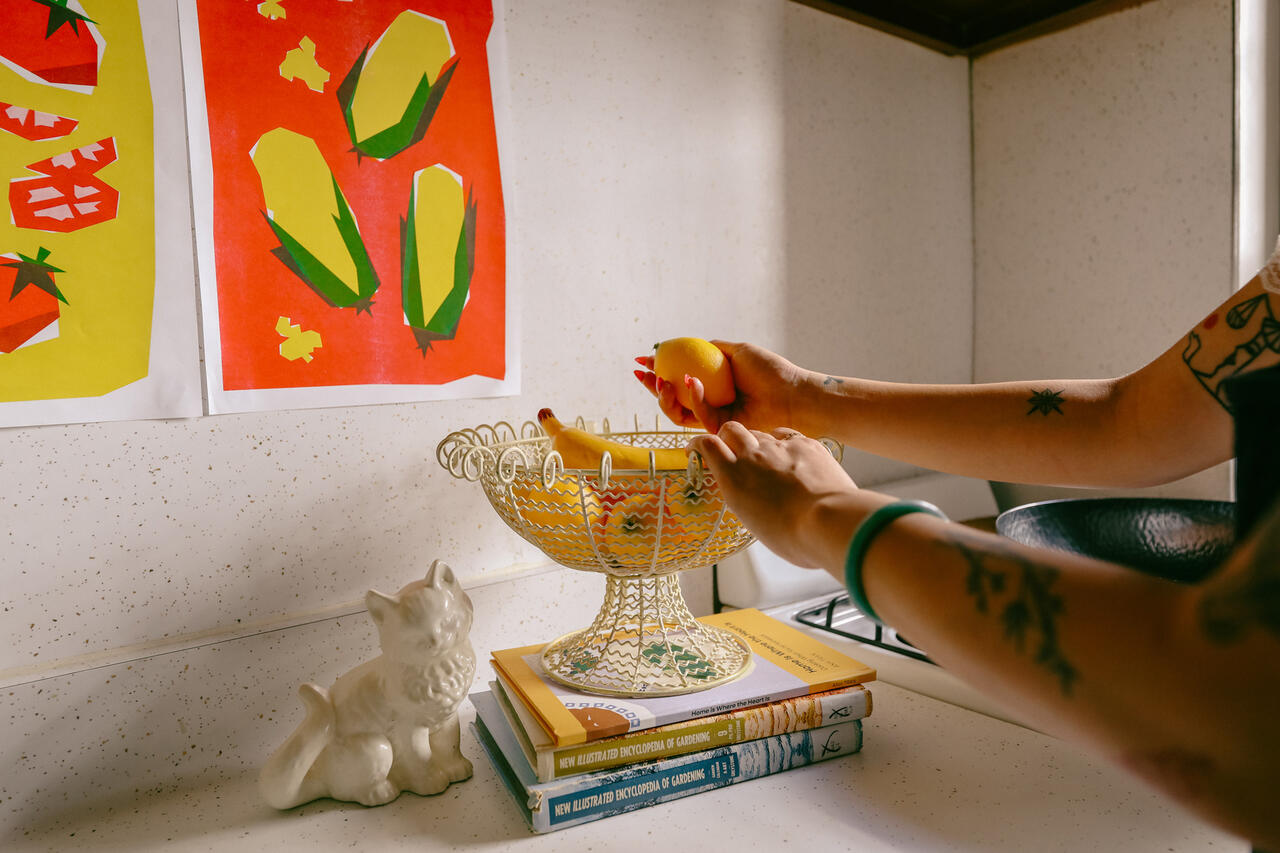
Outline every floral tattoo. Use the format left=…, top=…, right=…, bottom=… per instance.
left=951, top=531, right=1079, bottom=695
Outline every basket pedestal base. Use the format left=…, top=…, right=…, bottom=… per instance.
left=539, top=573, right=752, bottom=697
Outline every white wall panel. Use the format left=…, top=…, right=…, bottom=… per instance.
left=972, top=0, right=1235, bottom=500
left=783, top=3, right=973, bottom=487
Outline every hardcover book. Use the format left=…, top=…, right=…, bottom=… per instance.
left=491, top=677, right=872, bottom=781
left=472, top=689, right=864, bottom=833
left=490, top=608, right=876, bottom=747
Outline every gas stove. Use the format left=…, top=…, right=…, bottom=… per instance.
left=762, top=592, right=1029, bottom=727
left=791, top=592, right=933, bottom=663
left=717, top=472, right=1033, bottom=727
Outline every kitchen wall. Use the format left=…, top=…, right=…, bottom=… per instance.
left=971, top=0, right=1237, bottom=504
left=0, top=0, right=1249, bottom=691
left=782, top=4, right=973, bottom=487
left=0, top=0, right=973, bottom=685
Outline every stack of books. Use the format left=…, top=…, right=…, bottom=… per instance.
left=470, top=608, right=877, bottom=832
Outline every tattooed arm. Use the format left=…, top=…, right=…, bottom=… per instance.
left=641, top=250, right=1280, bottom=488
left=688, top=423, right=1280, bottom=850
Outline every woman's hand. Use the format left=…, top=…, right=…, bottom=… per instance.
left=634, top=341, right=813, bottom=434
left=685, top=422, right=879, bottom=569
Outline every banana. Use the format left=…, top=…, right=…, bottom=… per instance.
left=537, top=408, right=689, bottom=471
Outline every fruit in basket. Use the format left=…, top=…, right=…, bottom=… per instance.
left=509, top=477, right=601, bottom=528
left=599, top=493, right=663, bottom=563
left=653, top=337, right=735, bottom=410
left=665, top=480, right=722, bottom=539
left=538, top=408, right=688, bottom=471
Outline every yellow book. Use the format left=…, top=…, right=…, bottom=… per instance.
left=490, top=608, right=876, bottom=748
left=490, top=676, right=871, bottom=781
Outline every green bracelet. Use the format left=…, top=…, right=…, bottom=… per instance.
left=845, top=499, right=948, bottom=624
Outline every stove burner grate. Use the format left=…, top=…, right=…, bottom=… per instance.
left=794, top=594, right=935, bottom=665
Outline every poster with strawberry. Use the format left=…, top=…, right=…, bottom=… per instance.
left=0, top=0, right=202, bottom=427
left=181, top=0, right=516, bottom=414
left=0, top=248, right=64, bottom=353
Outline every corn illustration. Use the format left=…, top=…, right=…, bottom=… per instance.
left=336, top=10, right=457, bottom=161
left=401, top=164, right=475, bottom=352
left=251, top=127, right=380, bottom=312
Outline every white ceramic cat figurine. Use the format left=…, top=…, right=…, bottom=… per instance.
left=259, top=560, right=476, bottom=809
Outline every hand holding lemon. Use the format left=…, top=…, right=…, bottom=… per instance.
left=635, top=338, right=818, bottom=436
left=635, top=337, right=737, bottom=430
left=653, top=337, right=736, bottom=409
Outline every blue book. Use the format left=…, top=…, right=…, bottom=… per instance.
left=471, top=689, right=863, bottom=833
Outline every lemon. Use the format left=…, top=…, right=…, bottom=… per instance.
left=599, top=493, right=662, bottom=564
left=664, top=480, right=720, bottom=542
left=509, top=477, right=604, bottom=567
left=653, top=337, right=735, bottom=409
left=509, top=478, right=601, bottom=528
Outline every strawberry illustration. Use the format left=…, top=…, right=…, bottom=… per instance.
left=0, top=247, right=66, bottom=353
left=0, top=0, right=102, bottom=91
left=0, top=102, right=78, bottom=141
left=9, top=137, right=119, bottom=233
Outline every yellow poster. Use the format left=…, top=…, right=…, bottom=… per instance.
left=0, top=0, right=201, bottom=425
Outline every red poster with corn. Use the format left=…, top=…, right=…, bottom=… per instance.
left=0, top=0, right=202, bottom=426
left=181, top=0, right=516, bottom=413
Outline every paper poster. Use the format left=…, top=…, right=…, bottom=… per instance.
left=0, top=0, right=202, bottom=427
left=181, top=0, right=517, bottom=414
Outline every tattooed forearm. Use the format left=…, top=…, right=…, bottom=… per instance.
left=950, top=531, right=1079, bottom=695
left=1182, top=293, right=1280, bottom=413
left=1026, top=389, right=1065, bottom=416
left=1120, top=749, right=1217, bottom=803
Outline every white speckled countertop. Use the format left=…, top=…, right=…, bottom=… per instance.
left=1, top=566, right=1246, bottom=852
left=3, top=684, right=1246, bottom=852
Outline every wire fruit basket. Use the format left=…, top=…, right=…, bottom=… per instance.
left=437, top=415, right=760, bottom=697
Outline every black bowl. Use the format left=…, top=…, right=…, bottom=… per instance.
left=995, top=497, right=1235, bottom=583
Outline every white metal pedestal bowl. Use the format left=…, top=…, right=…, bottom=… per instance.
left=437, top=416, right=758, bottom=697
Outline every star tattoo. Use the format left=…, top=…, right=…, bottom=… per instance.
left=1026, top=389, right=1065, bottom=416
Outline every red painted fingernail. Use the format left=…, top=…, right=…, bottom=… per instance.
left=633, top=370, right=646, bottom=382
left=634, top=356, right=648, bottom=366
